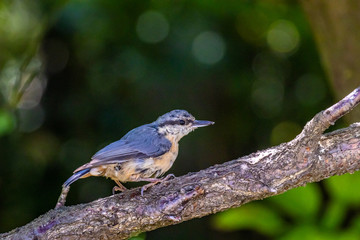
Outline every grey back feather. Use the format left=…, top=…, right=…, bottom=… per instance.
left=79, top=124, right=171, bottom=170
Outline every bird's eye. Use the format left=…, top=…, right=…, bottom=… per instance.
left=179, top=120, right=186, bottom=125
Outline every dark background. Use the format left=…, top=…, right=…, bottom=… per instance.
left=1, top=1, right=360, bottom=239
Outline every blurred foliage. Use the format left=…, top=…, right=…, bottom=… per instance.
left=0, top=0, right=358, bottom=239
left=130, top=232, right=146, bottom=240
left=213, top=176, right=360, bottom=240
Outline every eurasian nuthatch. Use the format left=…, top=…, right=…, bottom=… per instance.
left=55, top=109, right=214, bottom=208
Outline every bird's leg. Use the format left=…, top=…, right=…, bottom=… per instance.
left=162, top=173, right=175, bottom=181
left=137, top=174, right=175, bottom=196
left=112, top=180, right=128, bottom=195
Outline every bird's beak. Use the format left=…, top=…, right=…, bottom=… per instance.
left=193, top=120, right=215, bottom=127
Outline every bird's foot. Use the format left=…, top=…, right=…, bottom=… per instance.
left=112, top=180, right=128, bottom=195
left=162, top=173, right=175, bottom=181
left=140, top=174, right=176, bottom=196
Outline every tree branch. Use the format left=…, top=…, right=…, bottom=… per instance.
left=2, top=87, right=360, bottom=240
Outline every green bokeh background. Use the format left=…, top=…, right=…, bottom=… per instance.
left=1, top=0, right=359, bottom=239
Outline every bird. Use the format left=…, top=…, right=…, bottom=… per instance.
left=55, top=109, right=214, bottom=208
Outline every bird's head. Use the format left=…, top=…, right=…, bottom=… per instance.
left=155, top=109, right=214, bottom=141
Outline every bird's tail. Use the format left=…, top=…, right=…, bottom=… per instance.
left=63, top=168, right=91, bottom=187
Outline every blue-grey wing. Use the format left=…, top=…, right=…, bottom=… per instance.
left=74, top=124, right=171, bottom=172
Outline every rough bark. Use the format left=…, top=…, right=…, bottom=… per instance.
left=2, top=87, right=360, bottom=240
left=300, top=0, right=360, bottom=120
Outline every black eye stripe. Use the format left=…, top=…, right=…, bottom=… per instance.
left=158, top=119, right=193, bottom=127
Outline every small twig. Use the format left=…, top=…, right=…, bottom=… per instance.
left=302, top=87, right=360, bottom=135
left=55, top=186, right=70, bottom=209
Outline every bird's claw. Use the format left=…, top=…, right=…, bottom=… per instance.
left=163, top=173, right=175, bottom=181
left=112, top=182, right=127, bottom=195
left=140, top=174, right=176, bottom=196
left=140, top=184, right=151, bottom=196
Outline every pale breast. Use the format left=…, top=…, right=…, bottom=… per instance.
left=153, top=141, right=178, bottom=175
